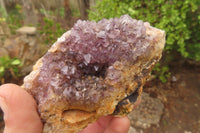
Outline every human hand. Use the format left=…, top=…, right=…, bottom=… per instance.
left=0, top=84, right=43, bottom=133
left=0, top=84, right=130, bottom=133
left=78, top=116, right=130, bottom=133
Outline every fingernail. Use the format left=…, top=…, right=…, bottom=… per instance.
left=133, top=96, right=141, bottom=110
left=0, top=96, right=8, bottom=120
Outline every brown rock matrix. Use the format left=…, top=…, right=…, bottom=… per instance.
left=22, top=15, right=165, bottom=133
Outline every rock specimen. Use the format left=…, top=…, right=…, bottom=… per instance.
left=22, top=15, right=165, bottom=133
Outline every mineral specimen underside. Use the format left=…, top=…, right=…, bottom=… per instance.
left=22, top=15, right=165, bottom=133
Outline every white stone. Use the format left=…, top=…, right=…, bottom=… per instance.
left=16, top=26, right=37, bottom=35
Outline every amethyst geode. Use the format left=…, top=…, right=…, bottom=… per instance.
left=22, top=15, right=165, bottom=133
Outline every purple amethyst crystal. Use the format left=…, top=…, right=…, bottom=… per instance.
left=23, top=15, right=165, bottom=133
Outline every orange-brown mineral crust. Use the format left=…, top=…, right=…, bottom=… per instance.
left=22, top=15, right=165, bottom=133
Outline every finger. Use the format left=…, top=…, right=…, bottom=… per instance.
left=133, top=96, right=141, bottom=110
left=78, top=116, right=113, bottom=133
left=0, top=84, right=43, bottom=133
left=104, top=116, right=130, bottom=133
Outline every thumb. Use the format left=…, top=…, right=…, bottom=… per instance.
left=0, top=84, right=43, bottom=133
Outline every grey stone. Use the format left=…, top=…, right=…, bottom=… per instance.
left=128, top=127, right=144, bottom=133
left=128, top=126, right=137, bottom=133
left=128, top=92, right=164, bottom=129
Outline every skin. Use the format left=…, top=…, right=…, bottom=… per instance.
left=0, top=84, right=130, bottom=133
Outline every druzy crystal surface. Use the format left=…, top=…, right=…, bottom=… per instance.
left=23, top=15, right=165, bottom=133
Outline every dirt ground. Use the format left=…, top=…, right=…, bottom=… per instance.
left=141, top=62, right=200, bottom=133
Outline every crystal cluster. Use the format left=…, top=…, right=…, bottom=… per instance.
left=22, top=15, right=165, bottom=133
